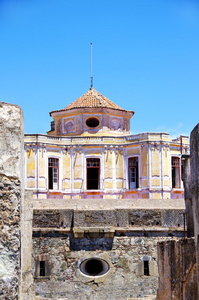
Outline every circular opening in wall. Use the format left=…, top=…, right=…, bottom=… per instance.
left=80, top=258, right=110, bottom=277
left=86, top=117, right=99, bottom=128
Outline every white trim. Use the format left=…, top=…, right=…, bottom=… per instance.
left=24, top=146, right=27, bottom=189
left=149, top=144, right=152, bottom=198
left=84, top=155, right=102, bottom=190
left=46, top=152, right=61, bottom=191
left=113, top=148, right=116, bottom=189
left=126, top=153, right=140, bottom=190
left=35, top=146, right=38, bottom=192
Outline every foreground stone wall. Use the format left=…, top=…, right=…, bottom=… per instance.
left=156, top=238, right=197, bottom=300
left=156, top=123, right=199, bottom=300
left=0, top=174, right=21, bottom=299
left=0, top=102, right=34, bottom=300
left=33, top=234, right=176, bottom=300
left=0, top=103, right=24, bottom=299
left=190, top=124, right=199, bottom=299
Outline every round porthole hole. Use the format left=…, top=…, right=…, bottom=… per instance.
left=80, top=258, right=109, bottom=276
left=86, top=117, right=99, bottom=128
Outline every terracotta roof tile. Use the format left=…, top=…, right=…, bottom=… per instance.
left=64, top=88, right=123, bottom=110
left=50, top=88, right=134, bottom=115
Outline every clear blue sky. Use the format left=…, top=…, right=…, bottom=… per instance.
left=0, top=0, right=199, bottom=138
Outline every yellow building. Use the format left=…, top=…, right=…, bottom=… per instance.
left=24, top=87, right=189, bottom=200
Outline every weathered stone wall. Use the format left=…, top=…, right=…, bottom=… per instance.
left=181, top=155, right=194, bottom=237
left=0, top=174, right=21, bottom=299
left=21, top=190, right=34, bottom=300
left=32, top=234, right=178, bottom=300
left=190, top=123, right=199, bottom=299
left=0, top=102, right=34, bottom=299
left=0, top=103, right=24, bottom=299
left=156, top=238, right=197, bottom=300
left=33, top=208, right=185, bottom=229
left=156, top=124, right=199, bottom=300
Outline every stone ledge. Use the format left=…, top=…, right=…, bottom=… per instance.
left=73, top=227, right=115, bottom=238
left=33, top=198, right=185, bottom=210
left=32, top=226, right=185, bottom=233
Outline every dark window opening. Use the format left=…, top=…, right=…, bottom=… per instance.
left=51, top=121, right=55, bottom=131
left=86, top=117, right=99, bottom=128
left=128, top=157, right=139, bottom=189
left=172, top=157, right=180, bottom=188
left=40, top=261, right=45, bottom=276
left=144, top=260, right=149, bottom=276
left=80, top=258, right=109, bottom=276
left=48, top=158, right=59, bottom=190
left=87, top=158, right=100, bottom=190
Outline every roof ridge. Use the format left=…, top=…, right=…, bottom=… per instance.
left=49, top=87, right=134, bottom=115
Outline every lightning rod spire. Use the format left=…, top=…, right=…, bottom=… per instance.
left=90, top=42, right=93, bottom=88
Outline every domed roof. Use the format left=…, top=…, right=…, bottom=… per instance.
left=50, top=87, right=134, bottom=115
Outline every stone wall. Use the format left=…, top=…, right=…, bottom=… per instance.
left=156, top=123, right=199, bottom=300
left=33, top=208, right=185, bottom=229
left=0, top=103, right=24, bottom=299
left=190, top=123, right=199, bottom=299
left=181, top=155, right=194, bottom=237
left=156, top=238, right=197, bottom=300
left=0, top=174, right=21, bottom=299
left=33, top=233, right=178, bottom=300
left=0, top=102, right=33, bottom=299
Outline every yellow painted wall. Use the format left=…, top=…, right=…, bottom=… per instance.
left=63, top=182, right=71, bottom=189
left=151, top=192, right=161, bottom=199
left=104, top=181, right=114, bottom=189
left=74, top=181, right=82, bottom=189
left=116, top=181, right=123, bottom=189
left=104, top=194, right=113, bottom=199
left=127, top=148, right=140, bottom=156
left=85, top=149, right=101, bottom=155
left=141, top=179, right=149, bottom=187
left=47, top=151, right=60, bottom=157
left=38, top=180, right=45, bottom=188
left=163, top=178, right=170, bottom=186
left=73, top=195, right=82, bottom=199
left=63, top=195, right=71, bottom=199
left=151, top=150, right=160, bottom=176
left=27, top=180, right=36, bottom=188
left=163, top=192, right=170, bottom=199
left=104, top=151, right=113, bottom=178
left=141, top=147, right=148, bottom=177
left=38, top=150, right=45, bottom=177
left=152, top=178, right=161, bottom=186
left=74, top=153, right=82, bottom=179
left=63, top=153, right=71, bottom=180
left=27, top=150, right=35, bottom=177
left=163, top=148, right=170, bottom=177
left=116, top=152, right=124, bottom=179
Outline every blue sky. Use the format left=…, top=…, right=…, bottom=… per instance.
left=0, top=0, right=199, bottom=137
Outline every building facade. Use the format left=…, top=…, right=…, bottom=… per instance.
left=25, top=87, right=189, bottom=201
left=24, top=88, right=190, bottom=299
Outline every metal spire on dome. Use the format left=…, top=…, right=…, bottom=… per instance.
left=90, top=42, right=93, bottom=89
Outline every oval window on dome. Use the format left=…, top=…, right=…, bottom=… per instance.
left=86, top=117, right=99, bottom=128
left=80, top=258, right=110, bottom=277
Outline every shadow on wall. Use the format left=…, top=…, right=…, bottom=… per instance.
left=70, top=237, right=113, bottom=251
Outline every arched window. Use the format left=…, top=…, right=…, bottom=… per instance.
left=128, top=157, right=139, bottom=189
left=172, top=157, right=180, bottom=188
